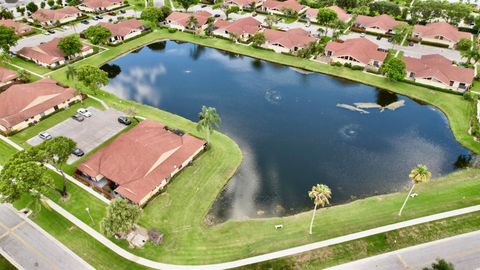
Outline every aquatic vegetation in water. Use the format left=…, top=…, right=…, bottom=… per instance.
left=336, top=104, right=370, bottom=114
left=338, top=100, right=405, bottom=113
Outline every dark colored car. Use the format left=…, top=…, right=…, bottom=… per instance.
left=47, top=29, right=55, bottom=34
left=120, top=9, right=126, bottom=14
left=72, top=113, right=85, bottom=122
left=214, top=14, right=221, bottom=18
left=408, top=41, right=414, bottom=46
left=118, top=116, right=132, bottom=125
left=97, top=15, right=103, bottom=19
left=108, top=12, right=116, bottom=16
left=387, top=37, right=393, bottom=43
left=72, top=148, right=85, bottom=157
left=201, top=4, right=207, bottom=7
left=81, top=19, right=89, bottom=24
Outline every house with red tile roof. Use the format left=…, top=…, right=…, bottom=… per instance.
left=30, top=7, right=83, bottom=26
left=305, top=6, right=351, bottom=23
left=165, top=11, right=212, bottom=32
left=262, top=28, right=317, bottom=53
left=224, top=0, right=263, bottom=10
left=76, top=119, right=206, bottom=206
left=0, top=19, right=33, bottom=35
left=0, top=67, right=18, bottom=90
left=412, top=22, right=472, bottom=48
left=0, top=79, right=81, bottom=134
left=78, top=0, right=126, bottom=13
left=262, top=0, right=308, bottom=16
left=324, top=38, right=387, bottom=68
left=354, top=14, right=402, bottom=35
left=213, top=17, right=261, bottom=41
left=402, top=54, right=474, bottom=92
left=17, top=37, right=93, bottom=68
left=98, top=19, right=145, bottom=44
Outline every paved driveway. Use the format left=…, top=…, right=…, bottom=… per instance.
left=342, top=32, right=464, bottom=62
left=0, top=204, right=94, bottom=270
left=27, top=107, right=126, bottom=164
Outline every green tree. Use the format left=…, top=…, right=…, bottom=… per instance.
left=76, top=65, right=109, bottom=95
left=398, top=164, right=431, bottom=216
left=336, top=0, right=358, bottom=9
left=226, top=6, right=240, bottom=20
left=57, top=35, right=82, bottom=57
left=457, top=38, right=472, bottom=51
left=383, top=57, right=406, bottom=81
left=141, top=6, right=171, bottom=23
left=197, top=106, right=221, bottom=143
left=264, top=14, right=277, bottom=28
left=47, top=0, right=55, bottom=7
left=0, top=8, right=14, bottom=19
left=281, top=7, right=297, bottom=17
left=316, top=8, right=337, bottom=36
left=0, top=51, right=11, bottom=64
left=177, top=0, right=198, bottom=11
left=422, top=259, right=455, bottom=270
left=369, top=1, right=401, bottom=17
left=187, top=15, right=198, bottom=30
left=308, top=184, right=331, bottom=235
left=17, top=69, right=30, bottom=82
left=251, top=32, right=266, bottom=46
left=391, top=23, right=410, bottom=48
left=445, top=2, right=471, bottom=25
left=67, top=0, right=80, bottom=5
left=460, top=47, right=480, bottom=64
left=26, top=2, right=39, bottom=13
left=83, top=25, right=112, bottom=45
left=66, top=65, right=76, bottom=87
left=0, top=25, right=19, bottom=52
left=100, top=198, right=142, bottom=237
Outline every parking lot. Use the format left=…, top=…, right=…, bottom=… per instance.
left=27, top=107, right=127, bottom=164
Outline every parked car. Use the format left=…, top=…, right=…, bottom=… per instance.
left=38, top=132, right=53, bottom=140
left=376, top=35, right=382, bottom=40
left=360, top=33, right=365, bottom=38
left=201, top=4, right=207, bottom=7
left=72, top=148, right=85, bottom=157
left=252, top=13, right=257, bottom=17
left=387, top=37, right=393, bottom=43
left=92, top=16, right=99, bottom=20
left=408, top=41, right=414, bottom=46
left=77, top=108, right=92, bottom=117
left=108, top=12, right=116, bottom=16
left=118, top=116, right=132, bottom=125
left=47, top=29, right=55, bottom=34
left=72, top=113, right=85, bottom=122
left=214, top=14, right=221, bottom=18
left=81, top=19, right=89, bottom=24
left=120, top=9, right=126, bottom=14
left=97, top=15, right=103, bottom=19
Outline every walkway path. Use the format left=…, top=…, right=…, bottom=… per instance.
left=327, top=230, right=480, bottom=270
left=0, top=204, right=94, bottom=270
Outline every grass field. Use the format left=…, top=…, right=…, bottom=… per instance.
left=2, top=27, right=480, bottom=267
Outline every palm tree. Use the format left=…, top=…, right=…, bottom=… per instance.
left=0, top=51, right=11, bottom=64
left=187, top=16, right=198, bottom=31
left=17, top=69, right=30, bottom=82
left=66, top=65, right=77, bottom=87
left=308, top=184, right=332, bottom=235
left=197, top=106, right=221, bottom=143
left=398, top=164, right=431, bottom=216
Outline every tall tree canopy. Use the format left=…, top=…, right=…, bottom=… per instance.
left=382, top=57, right=406, bottom=81
left=83, top=25, right=112, bottom=45
left=100, top=198, right=142, bottom=237
left=57, top=35, right=83, bottom=57
left=0, top=25, right=19, bottom=52
left=76, top=65, right=109, bottom=95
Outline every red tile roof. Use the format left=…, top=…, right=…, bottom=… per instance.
left=402, top=54, right=474, bottom=85
left=325, top=38, right=387, bottom=65
left=306, top=6, right=350, bottom=22
left=263, top=0, right=306, bottom=13
left=165, top=11, right=212, bottom=28
left=17, top=37, right=92, bottom=65
left=31, top=7, right=81, bottom=23
left=98, top=19, right=144, bottom=37
left=214, top=17, right=261, bottom=36
left=0, top=19, right=32, bottom=35
left=0, top=79, right=76, bottom=129
left=77, top=119, right=206, bottom=204
left=81, top=0, right=124, bottom=8
left=0, top=66, right=18, bottom=83
left=355, top=14, right=400, bottom=32
left=264, top=28, right=317, bottom=49
left=413, top=22, right=472, bottom=43
left=224, top=0, right=262, bottom=7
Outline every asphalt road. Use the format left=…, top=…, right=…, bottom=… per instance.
left=0, top=204, right=94, bottom=270
left=327, top=230, right=480, bottom=270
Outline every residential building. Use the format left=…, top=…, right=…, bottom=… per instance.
left=165, top=11, right=212, bottom=32
left=30, top=7, right=83, bottom=26
left=412, top=22, right=472, bottom=48
left=262, top=0, right=308, bottom=16
left=305, top=5, right=351, bottom=23
left=353, top=14, right=401, bottom=35
left=76, top=119, right=207, bottom=206
left=98, top=19, right=145, bottom=44
left=324, top=38, right=387, bottom=68
left=223, top=0, right=263, bottom=10
left=78, top=0, right=125, bottom=13
left=262, top=28, right=317, bottom=53
left=0, top=79, right=81, bottom=134
left=17, top=37, right=93, bottom=68
left=213, top=17, right=261, bottom=42
left=0, top=66, right=18, bottom=89
left=402, top=54, right=474, bottom=91
left=0, top=19, right=33, bottom=35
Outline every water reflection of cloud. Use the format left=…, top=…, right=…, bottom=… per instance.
left=105, top=64, right=166, bottom=106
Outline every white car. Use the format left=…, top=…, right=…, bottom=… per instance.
left=38, top=132, right=52, bottom=140
left=77, top=108, right=92, bottom=117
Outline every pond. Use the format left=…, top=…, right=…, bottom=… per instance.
left=102, top=41, right=471, bottom=221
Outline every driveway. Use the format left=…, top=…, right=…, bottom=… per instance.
left=0, top=204, right=94, bottom=270
left=327, top=230, right=480, bottom=270
left=27, top=107, right=126, bottom=164
left=11, top=9, right=138, bottom=52
left=342, top=32, right=464, bottom=62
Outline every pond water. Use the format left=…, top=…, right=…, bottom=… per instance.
left=102, top=41, right=471, bottom=220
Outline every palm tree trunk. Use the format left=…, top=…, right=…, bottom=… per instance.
left=206, top=129, right=210, bottom=144
left=309, top=203, right=318, bottom=235
left=398, top=183, right=415, bottom=216
left=60, top=169, right=68, bottom=198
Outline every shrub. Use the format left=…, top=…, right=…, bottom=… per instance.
left=332, top=61, right=343, bottom=67
left=463, top=91, right=475, bottom=101
left=343, top=62, right=352, bottom=68
left=351, top=65, right=364, bottom=70
left=168, top=28, right=177, bottom=33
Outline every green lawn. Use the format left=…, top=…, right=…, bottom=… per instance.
left=10, top=98, right=104, bottom=148
left=0, top=255, right=16, bottom=270
left=0, top=140, right=16, bottom=165
left=4, top=27, right=480, bottom=266
left=10, top=56, right=50, bottom=75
